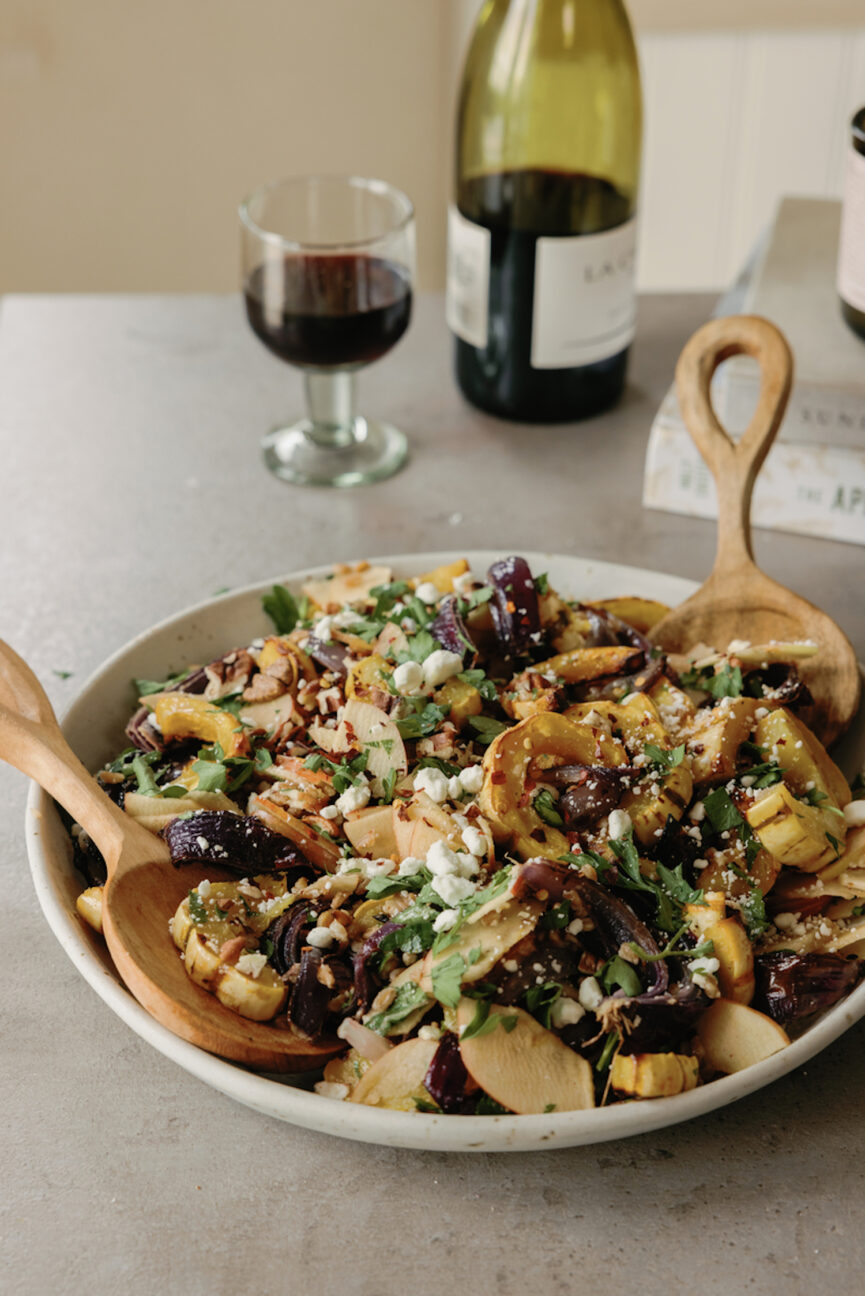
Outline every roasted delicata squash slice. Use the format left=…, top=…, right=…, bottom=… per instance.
left=686, top=697, right=760, bottom=785
left=754, top=708, right=851, bottom=808
left=479, top=712, right=628, bottom=858
left=585, top=596, right=671, bottom=634
left=182, top=930, right=288, bottom=1021
left=151, top=693, right=250, bottom=757
left=745, top=783, right=845, bottom=872
left=530, top=645, right=643, bottom=685
left=254, top=635, right=316, bottom=691
left=610, top=1051, right=699, bottom=1098
left=621, top=762, right=693, bottom=846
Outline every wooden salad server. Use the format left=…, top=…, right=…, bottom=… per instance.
left=649, top=314, right=861, bottom=748
left=0, top=639, right=341, bottom=1072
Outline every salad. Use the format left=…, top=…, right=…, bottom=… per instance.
left=71, top=556, right=865, bottom=1116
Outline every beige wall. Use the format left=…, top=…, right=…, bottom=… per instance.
left=2, top=2, right=864, bottom=296
left=0, top=0, right=454, bottom=293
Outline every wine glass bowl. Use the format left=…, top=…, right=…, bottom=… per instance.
left=240, top=175, right=415, bottom=487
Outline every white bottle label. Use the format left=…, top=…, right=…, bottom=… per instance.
left=531, top=217, right=637, bottom=368
left=838, top=146, right=865, bottom=313
left=446, top=204, right=490, bottom=348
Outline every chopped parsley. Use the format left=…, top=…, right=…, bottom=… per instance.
left=643, top=743, right=686, bottom=772
left=430, top=952, right=466, bottom=1009
left=681, top=663, right=743, bottom=698
left=394, top=700, right=449, bottom=740
left=459, top=999, right=518, bottom=1041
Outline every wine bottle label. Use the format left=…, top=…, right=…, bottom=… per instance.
left=838, top=146, right=865, bottom=313
left=531, top=218, right=637, bottom=368
left=446, top=205, right=491, bottom=348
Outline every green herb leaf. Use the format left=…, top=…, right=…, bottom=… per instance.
left=414, top=755, right=462, bottom=779
left=533, top=788, right=564, bottom=828
left=430, top=952, right=466, bottom=1009
left=541, top=901, right=572, bottom=931
left=394, top=701, right=449, bottom=740
left=534, top=573, right=549, bottom=595
left=365, top=981, right=429, bottom=1035
left=525, top=981, right=562, bottom=1029
left=52, top=669, right=73, bottom=680
left=133, top=670, right=190, bottom=697
left=131, top=753, right=161, bottom=796
left=643, top=743, right=686, bottom=772
left=366, top=870, right=429, bottom=900
left=475, top=1093, right=509, bottom=1116
left=458, top=669, right=498, bottom=702
left=703, top=787, right=744, bottom=834
left=601, top=955, right=642, bottom=997
left=681, top=663, right=743, bottom=698
left=262, top=584, right=301, bottom=635
left=413, top=1097, right=441, bottom=1114
left=468, top=715, right=510, bottom=746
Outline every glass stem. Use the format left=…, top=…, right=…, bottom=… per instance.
left=304, top=370, right=357, bottom=449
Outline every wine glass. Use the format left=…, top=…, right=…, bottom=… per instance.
left=240, top=175, right=415, bottom=487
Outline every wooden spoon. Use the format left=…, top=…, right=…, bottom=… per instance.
left=0, top=640, right=341, bottom=1072
left=649, top=314, right=861, bottom=748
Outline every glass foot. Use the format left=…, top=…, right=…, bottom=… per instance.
left=262, top=417, right=408, bottom=487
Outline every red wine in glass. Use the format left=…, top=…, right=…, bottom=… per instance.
left=245, top=253, right=412, bottom=369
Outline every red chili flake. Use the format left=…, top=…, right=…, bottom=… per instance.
left=506, top=600, right=516, bottom=613
left=491, top=771, right=507, bottom=785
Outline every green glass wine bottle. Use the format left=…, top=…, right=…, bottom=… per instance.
left=447, top=0, right=642, bottom=422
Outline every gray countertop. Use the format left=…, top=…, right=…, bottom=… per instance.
left=1, top=293, right=863, bottom=1295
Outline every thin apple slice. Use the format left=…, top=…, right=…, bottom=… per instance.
left=348, top=1037, right=438, bottom=1110
left=344, top=804, right=399, bottom=859
left=457, top=1002, right=594, bottom=1115
left=302, top=564, right=392, bottom=610
left=696, top=999, right=790, bottom=1074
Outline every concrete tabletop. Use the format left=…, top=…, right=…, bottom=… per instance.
left=1, top=293, right=863, bottom=1295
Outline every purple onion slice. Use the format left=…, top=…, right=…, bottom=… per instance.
left=544, top=764, right=638, bottom=831
left=353, top=921, right=402, bottom=1013
left=754, top=951, right=862, bottom=1024
left=487, top=556, right=543, bottom=658
left=429, top=595, right=477, bottom=664
left=163, top=810, right=315, bottom=875
left=305, top=636, right=351, bottom=679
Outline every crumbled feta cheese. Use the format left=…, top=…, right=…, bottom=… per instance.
left=314, top=615, right=335, bottom=642
left=461, top=825, right=487, bottom=857
left=425, top=840, right=463, bottom=877
left=458, top=764, right=484, bottom=795
left=397, top=855, right=426, bottom=876
left=578, top=977, right=604, bottom=1012
left=392, top=659, right=425, bottom=695
left=196, top=836, right=210, bottom=851
left=432, top=873, right=475, bottom=906
left=314, top=1081, right=349, bottom=1100
left=689, top=801, right=706, bottom=823
left=422, top=649, right=464, bottom=688
left=433, top=908, right=460, bottom=933
left=687, top=956, right=720, bottom=977
left=447, top=775, right=464, bottom=800
left=566, top=917, right=584, bottom=936
left=415, top=581, right=441, bottom=606
left=307, top=926, right=335, bottom=949
left=550, top=997, right=586, bottom=1029
left=197, top=879, right=211, bottom=899
left=607, top=808, right=632, bottom=840
left=335, top=779, right=371, bottom=816
left=147, top=711, right=163, bottom=734
left=236, top=952, right=268, bottom=978
left=774, top=912, right=798, bottom=931
left=319, top=804, right=340, bottom=820
left=844, top=800, right=865, bottom=827
left=452, top=570, right=475, bottom=597
left=413, top=767, right=450, bottom=803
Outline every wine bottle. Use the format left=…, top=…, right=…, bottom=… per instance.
left=447, top=0, right=642, bottom=422
left=838, top=107, right=865, bottom=342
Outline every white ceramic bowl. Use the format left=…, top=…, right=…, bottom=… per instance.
left=24, top=551, right=865, bottom=1152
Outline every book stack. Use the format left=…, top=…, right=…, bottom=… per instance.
left=643, top=197, right=865, bottom=546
